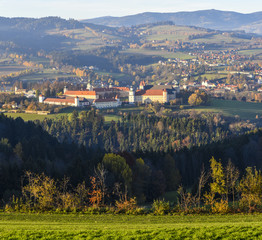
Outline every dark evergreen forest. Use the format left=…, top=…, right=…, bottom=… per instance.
left=0, top=112, right=262, bottom=205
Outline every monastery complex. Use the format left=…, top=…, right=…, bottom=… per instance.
left=39, top=81, right=178, bottom=109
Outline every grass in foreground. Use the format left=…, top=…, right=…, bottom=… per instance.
left=0, top=213, right=262, bottom=239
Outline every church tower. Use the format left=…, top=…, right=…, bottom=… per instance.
left=87, top=82, right=93, bottom=91
left=75, top=96, right=80, bottom=107
left=129, top=86, right=135, bottom=104
left=39, top=94, right=45, bottom=103
left=163, top=89, right=168, bottom=103
left=139, top=81, right=145, bottom=90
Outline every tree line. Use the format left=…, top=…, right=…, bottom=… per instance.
left=1, top=112, right=262, bottom=207
left=5, top=157, right=262, bottom=214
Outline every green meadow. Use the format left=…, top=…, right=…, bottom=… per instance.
left=19, top=68, right=75, bottom=81
left=188, top=99, right=262, bottom=119
left=4, top=99, right=262, bottom=122
left=121, top=49, right=194, bottom=60
left=0, top=213, right=262, bottom=239
left=4, top=111, right=121, bottom=124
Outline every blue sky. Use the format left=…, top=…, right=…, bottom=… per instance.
left=0, top=0, right=261, bottom=19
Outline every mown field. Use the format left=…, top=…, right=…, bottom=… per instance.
left=0, top=64, right=28, bottom=76
left=19, top=68, right=75, bottom=81
left=121, top=49, right=194, bottom=60
left=0, top=213, right=262, bottom=239
left=4, top=109, right=122, bottom=123
left=4, top=99, right=262, bottom=122
left=188, top=99, right=262, bottom=119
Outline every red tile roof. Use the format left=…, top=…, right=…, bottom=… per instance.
left=93, top=88, right=113, bottom=92
left=94, top=99, right=117, bottom=103
left=113, top=87, right=130, bottom=92
left=65, top=90, right=97, bottom=96
left=135, top=89, right=164, bottom=96
left=44, top=98, right=75, bottom=104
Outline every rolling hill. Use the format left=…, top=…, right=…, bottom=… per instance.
left=82, top=9, right=262, bottom=34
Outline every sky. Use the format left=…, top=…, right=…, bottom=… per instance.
left=0, top=0, right=261, bottom=19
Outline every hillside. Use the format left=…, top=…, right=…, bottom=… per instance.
left=82, top=10, right=262, bottom=34
left=0, top=16, right=123, bottom=52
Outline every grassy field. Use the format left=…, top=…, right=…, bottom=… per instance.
left=19, top=68, right=75, bottom=81
left=121, top=49, right=194, bottom=60
left=144, top=25, right=205, bottom=42
left=5, top=99, right=262, bottom=122
left=4, top=108, right=123, bottom=124
left=200, top=73, right=227, bottom=80
left=238, top=48, right=262, bottom=56
left=187, top=99, right=262, bottom=119
left=48, top=28, right=119, bottom=51
left=0, top=64, right=28, bottom=76
left=0, top=213, right=262, bottom=239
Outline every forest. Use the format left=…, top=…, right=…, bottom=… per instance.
left=1, top=110, right=262, bottom=211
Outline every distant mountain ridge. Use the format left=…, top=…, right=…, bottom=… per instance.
left=82, top=10, right=262, bottom=34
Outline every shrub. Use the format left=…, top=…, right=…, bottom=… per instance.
left=152, top=199, right=170, bottom=215
left=212, top=199, right=229, bottom=214
left=115, top=197, right=137, bottom=213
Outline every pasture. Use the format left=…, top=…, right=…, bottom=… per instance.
left=19, top=68, right=75, bottom=81
left=0, top=213, right=262, bottom=239
left=4, top=108, right=123, bottom=124
left=238, top=48, right=262, bottom=56
left=144, top=25, right=206, bottom=42
left=47, top=28, right=119, bottom=51
left=5, top=99, right=262, bottom=122
left=121, top=49, right=194, bottom=60
left=0, top=64, right=27, bottom=76
left=186, top=99, right=262, bottom=119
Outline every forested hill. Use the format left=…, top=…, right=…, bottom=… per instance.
left=1, top=113, right=262, bottom=203
left=0, top=17, right=84, bottom=32
left=83, top=10, right=262, bottom=34
left=0, top=114, right=100, bottom=200
left=0, top=17, right=86, bottom=51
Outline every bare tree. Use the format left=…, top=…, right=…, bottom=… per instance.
left=197, top=166, right=210, bottom=208
left=225, top=160, right=239, bottom=207
left=177, top=185, right=197, bottom=212
left=95, top=164, right=107, bottom=205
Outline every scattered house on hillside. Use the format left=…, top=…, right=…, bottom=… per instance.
left=14, top=86, right=27, bottom=95
left=202, top=80, right=216, bottom=88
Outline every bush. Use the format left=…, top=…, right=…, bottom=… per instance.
left=115, top=197, right=137, bottom=213
left=212, top=200, right=229, bottom=214
left=152, top=199, right=170, bottom=215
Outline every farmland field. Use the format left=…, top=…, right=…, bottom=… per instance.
left=121, top=49, right=194, bottom=60
left=19, top=68, right=75, bottom=81
left=4, top=109, right=122, bottom=123
left=238, top=48, right=262, bottom=56
left=0, top=213, right=262, bottom=239
left=0, top=64, right=28, bottom=76
left=144, top=25, right=206, bottom=41
left=5, top=99, right=262, bottom=122
left=186, top=99, right=262, bottom=119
